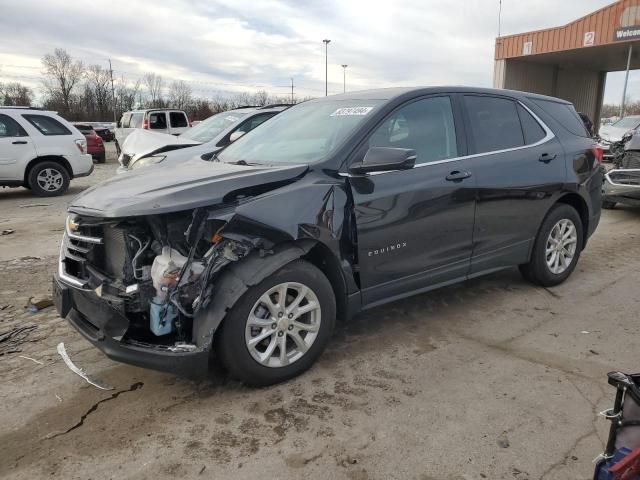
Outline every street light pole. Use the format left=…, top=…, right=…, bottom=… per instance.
left=341, top=64, right=348, bottom=93
left=323, top=39, right=331, bottom=96
left=108, top=59, right=116, bottom=124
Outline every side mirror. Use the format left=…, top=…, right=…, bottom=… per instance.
left=349, top=147, right=416, bottom=175
left=229, top=131, right=246, bottom=143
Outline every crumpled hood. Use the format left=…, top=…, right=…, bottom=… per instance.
left=120, top=129, right=201, bottom=164
left=599, top=125, right=631, bottom=143
left=70, top=158, right=309, bottom=218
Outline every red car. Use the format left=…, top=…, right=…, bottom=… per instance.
left=74, top=123, right=106, bottom=163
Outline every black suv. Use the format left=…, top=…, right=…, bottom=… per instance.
left=53, top=87, right=602, bottom=386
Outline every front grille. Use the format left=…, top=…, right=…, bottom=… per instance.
left=608, top=169, right=640, bottom=187
left=59, top=216, right=128, bottom=288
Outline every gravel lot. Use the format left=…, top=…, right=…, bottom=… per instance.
left=1, top=145, right=639, bottom=479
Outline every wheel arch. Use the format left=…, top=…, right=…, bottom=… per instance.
left=23, top=155, right=73, bottom=186
left=192, top=239, right=349, bottom=350
left=555, top=192, right=589, bottom=248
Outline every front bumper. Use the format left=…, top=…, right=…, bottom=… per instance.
left=53, top=274, right=210, bottom=378
left=603, top=168, right=640, bottom=205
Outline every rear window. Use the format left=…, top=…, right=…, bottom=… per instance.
left=531, top=99, right=589, bottom=137
left=22, top=114, right=71, bottom=136
left=464, top=95, right=524, bottom=154
left=517, top=104, right=546, bottom=145
left=169, top=112, right=188, bottom=128
left=148, top=112, right=167, bottom=129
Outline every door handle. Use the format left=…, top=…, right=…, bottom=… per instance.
left=12, top=140, right=28, bottom=145
left=445, top=170, right=472, bottom=182
left=538, top=153, right=557, bottom=163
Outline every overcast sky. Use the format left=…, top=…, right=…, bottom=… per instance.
left=0, top=0, right=635, bottom=104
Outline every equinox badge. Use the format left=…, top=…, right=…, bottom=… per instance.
left=368, top=242, right=407, bottom=257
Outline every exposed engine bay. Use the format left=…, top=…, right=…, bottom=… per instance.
left=59, top=208, right=256, bottom=350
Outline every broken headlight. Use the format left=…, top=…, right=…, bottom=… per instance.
left=130, top=155, right=166, bottom=170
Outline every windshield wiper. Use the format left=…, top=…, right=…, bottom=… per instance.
left=228, top=159, right=261, bottom=166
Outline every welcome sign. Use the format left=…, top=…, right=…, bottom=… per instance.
left=615, top=5, right=640, bottom=41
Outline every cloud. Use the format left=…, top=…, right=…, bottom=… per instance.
left=0, top=0, right=624, bottom=102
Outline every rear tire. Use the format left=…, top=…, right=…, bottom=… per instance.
left=95, top=152, right=106, bottom=164
left=216, top=259, right=336, bottom=386
left=602, top=199, right=617, bottom=210
left=27, top=161, right=70, bottom=197
left=519, top=204, right=583, bottom=287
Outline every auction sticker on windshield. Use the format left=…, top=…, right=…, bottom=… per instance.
left=330, top=107, right=374, bottom=116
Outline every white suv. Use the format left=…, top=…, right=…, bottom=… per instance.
left=0, top=107, right=94, bottom=196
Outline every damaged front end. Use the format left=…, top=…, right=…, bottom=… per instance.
left=54, top=207, right=258, bottom=377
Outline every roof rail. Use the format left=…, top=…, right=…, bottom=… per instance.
left=258, top=103, right=294, bottom=109
left=0, top=105, right=44, bottom=110
left=232, top=105, right=261, bottom=109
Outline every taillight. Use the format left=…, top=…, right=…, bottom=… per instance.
left=188, top=117, right=192, bottom=128
left=74, top=139, right=86, bottom=154
left=142, top=118, right=149, bottom=129
left=592, top=145, right=603, bottom=163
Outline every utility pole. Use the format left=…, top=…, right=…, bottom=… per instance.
left=323, top=39, right=331, bottom=96
left=108, top=59, right=117, bottom=124
left=341, top=64, right=348, bottom=93
left=498, top=0, right=502, bottom=37
left=291, top=78, right=295, bottom=104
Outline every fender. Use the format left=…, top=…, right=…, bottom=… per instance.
left=221, top=177, right=359, bottom=292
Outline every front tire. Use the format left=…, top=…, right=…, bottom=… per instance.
left=216, top=260, right=336, bottom=386
left=27, top=161, right=70, bottom=197
left=519, top=204, right=583, bottom=287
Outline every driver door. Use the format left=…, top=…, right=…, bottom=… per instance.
left=349, top=95, right=476, bottom=306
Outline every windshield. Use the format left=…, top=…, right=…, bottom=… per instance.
left=218, top=100, right=384, bottom=165
left=612, top=116, right=640, bottom=130
left=180, top=111, right=248, bottom=142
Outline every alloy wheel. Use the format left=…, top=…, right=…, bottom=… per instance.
left=36, top=168, right=64, bottom=192
left=545, top=218, right=578, bottom=275
left=245, top=282, right=321, bottom=368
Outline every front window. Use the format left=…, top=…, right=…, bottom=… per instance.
left=218, top=100, right=383, bottom=165
left=180, top=111, right=248, bottom=143
left=0, top=114, right=27, bottom=137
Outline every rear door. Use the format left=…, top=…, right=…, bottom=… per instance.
left=168, top=111, right=189, bottom=135
left=148, top=111, right=169, bottom=134
left=0, top=114, right=36, bottom=180
left=461, top=94, right=565, bottom=274
left=349, top=95, right=476, bottom=306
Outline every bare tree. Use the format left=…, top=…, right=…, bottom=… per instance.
left=86, top=65, right=111, bottom=118
left=1, top=82, right=33, bottom=106
left=254, top=89, right=269, bottom=106
left=42, top=48, right=84, bottom=115
left=115, top=76, right=141, bottom=115
left=143, top=72, right=163, bottom=107
left=168, top=80, right=192, bottom=110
